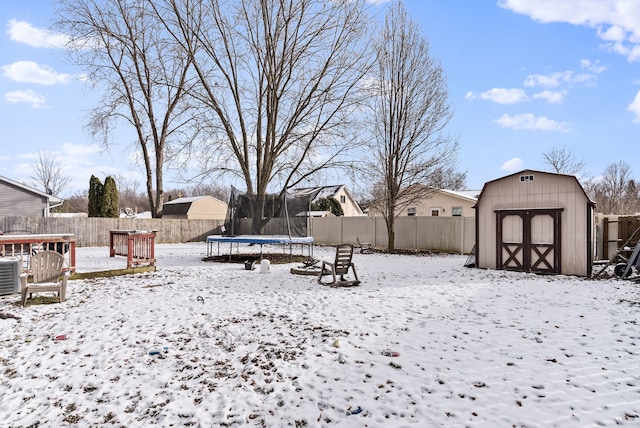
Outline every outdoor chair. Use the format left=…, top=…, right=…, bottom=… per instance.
left=318, top=244, right=360, bottom=287
left=21, top=250, right=68, bottom=307
left=356, top=237, right=374, bottom=254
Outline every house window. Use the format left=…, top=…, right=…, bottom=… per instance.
left=520, top=175, right=534, bottom=182
left=452, top=207, right=462, bottom=216
left=430, top=208, right=440, bottom=217
left=407, top=207, right=416, bottom=216
left=340, top=195, right=346, bottom=203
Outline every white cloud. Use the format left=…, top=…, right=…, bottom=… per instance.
left=469, top=60, right=602, bottom=108
left=628, top=45, right=640, bottom=62
left=627, top=90, right=640, bottom=123
left=1, top=61, right=72, bottom=85
left=61, top=142, right=103, bottom=162
left=498, top=0, right=640, bottom=62
left=524, top=71, right=575, bottom=88
left=580, top=59, right=607, bottom=74
left=524, top=65, right=602, bottom=89
left=17, top=143, right=102, bottom=162
left=533, top=90, right=565, bottom=104
left=597, top=25, right=627, bottom=42
left=501, top=157, right=524, bottom=171
left=493, top=113, right=571, bottom=132
left=4, top=89, right=47, bottom=108
left=465, top=88, right=528, bottom=104
left=12, top=143, right=128, bottom=196
left=7, top=19, right=69, bottom=48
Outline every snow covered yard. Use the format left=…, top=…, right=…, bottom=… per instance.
left=0, top=243, right=638, bottom=427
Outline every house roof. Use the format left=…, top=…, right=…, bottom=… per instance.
left=454, top=189, right=482, bottom=199
left=437, top=188, right=479, bottom=202
left=0, top=174, right=64, bottom=206
left=293, top=184, right=364, bottom=215
left=293, top=185, right=344, bottom=201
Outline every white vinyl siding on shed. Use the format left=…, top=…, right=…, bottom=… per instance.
left=475, top=170, right=593, bottom=276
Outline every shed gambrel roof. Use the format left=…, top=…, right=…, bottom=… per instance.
left=476, top=169, right=595, bottom=206
left=163, top=196, right=211, bottom=216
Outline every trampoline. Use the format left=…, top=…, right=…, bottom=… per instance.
left=207, top=186, right=315, bottom=261
left=206, top=235, right=314, bottom=260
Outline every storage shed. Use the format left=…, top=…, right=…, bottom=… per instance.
left=474, top=170, right=595, bottom=277
left=162, top=196, right=227, bottom=220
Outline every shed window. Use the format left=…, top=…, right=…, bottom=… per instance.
left=452, top=206, right=462, bottom=216
left=407, top=207, right=416, bottom=216
left=520, top=175, right=535, bottom=182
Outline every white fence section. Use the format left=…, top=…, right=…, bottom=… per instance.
left=311, top=216, right=475, bottom=254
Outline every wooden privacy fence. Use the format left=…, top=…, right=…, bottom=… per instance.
left=597, top=215, right=640, bottom=261
left=0, top=217, right=224, bottom=247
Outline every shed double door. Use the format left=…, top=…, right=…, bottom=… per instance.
left=496, top=209, right=562, bottom=274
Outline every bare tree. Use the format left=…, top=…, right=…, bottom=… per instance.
left=428, top=169, right=467, bottom=191
left=584, top=161, right=639, bottom=214
left=55, top=0, right=199, bottom=217
left=156, top=0, right=373, bottom=232
left=165, top=183, right=229, bottom=203
left=60, top=189, right=89, bottom=213
left=113, top=174, right=151, bottom=214
left=366, top=1, right=460, bottom=252
left=31, top=149, right=72, bottom=196
left=541, top=145, right=586, bottom=176
left=185, top=183, right=229, bottom=201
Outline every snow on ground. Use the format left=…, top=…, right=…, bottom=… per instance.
left=0, top=242, right=639, bottom=427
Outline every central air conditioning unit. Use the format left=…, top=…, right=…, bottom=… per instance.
left=0, top=258, right=21, bottom=295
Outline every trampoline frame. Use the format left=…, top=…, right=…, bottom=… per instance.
left=206, top=235, right=314, bottom=261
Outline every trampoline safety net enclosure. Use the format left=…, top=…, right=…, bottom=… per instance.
left=223, top=186, right=312, bottom=237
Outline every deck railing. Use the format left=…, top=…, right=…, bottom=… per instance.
left=0, top=233, right=76, bottom=272
left=109, top=230, right=156, bottom=269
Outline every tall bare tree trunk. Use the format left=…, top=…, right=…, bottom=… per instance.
left=367, top=1, right=461, bottom=252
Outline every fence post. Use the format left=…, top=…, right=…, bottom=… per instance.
left=127, top=235, right=134, bottom=269
left=460, top=216, right=464, bottom=254
left=602, top=217, right=609, bottom=260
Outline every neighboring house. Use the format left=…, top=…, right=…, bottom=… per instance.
left=162, top=196, right=228, bottom=220
left=293, top=185, right=364, bottom=216
left=0, top=175, right=64, bottom=217
left=296, top=210, right=335, bottom=218
left=367, top=187, right=478, bottom=217
left=474, top=169, right=595, bottom=277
